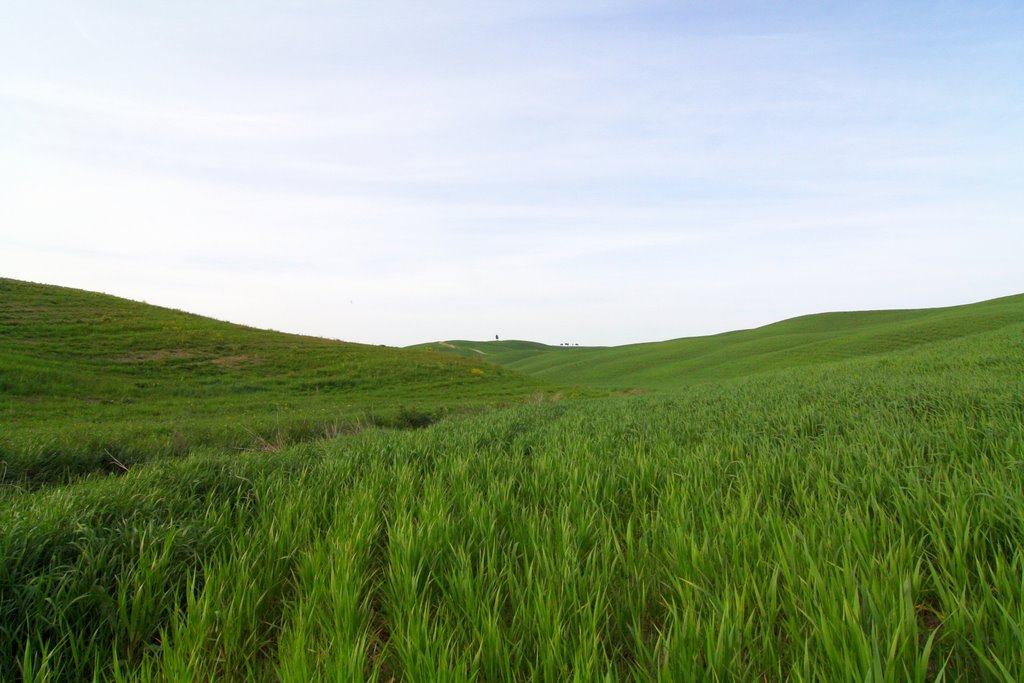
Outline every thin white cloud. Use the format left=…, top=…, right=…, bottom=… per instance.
left=2, top=1, right=1022, bottom=345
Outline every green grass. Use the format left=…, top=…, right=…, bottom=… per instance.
left=0, top=279, right=568, bottom=486
left=415, top=293, right=1024, bottom=390
left=2, top=279, right=1023, bottom=680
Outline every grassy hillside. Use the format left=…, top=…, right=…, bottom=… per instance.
left=416, top=293, right=1024, bottom=390
left=3, top=318, right=1022, bottom=680
left=3, top=280, right=1023, bottom=680
left=0, top=279, right=565, bottom=485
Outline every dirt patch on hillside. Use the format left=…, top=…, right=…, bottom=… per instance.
left=437, top=341, right=486, bottom=355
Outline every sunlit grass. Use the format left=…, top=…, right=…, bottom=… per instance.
left=3, top=323, right=1022, bottom=680
left=0, top=278, right=568, bottom=486
left=419, top=293, right=1024, bottom=391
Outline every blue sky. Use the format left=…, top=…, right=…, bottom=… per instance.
left=2, top=1, right=1022, bottom=345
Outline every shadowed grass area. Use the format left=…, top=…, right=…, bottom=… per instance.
left=415, top=293, right=1024, bottom=390
left=0, top=279, right=572, bottom=486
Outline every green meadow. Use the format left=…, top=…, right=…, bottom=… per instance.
left=416, top=293, right=1024, bottom=390
left=2, top=279, right=1023, bottom=681
left=0, top=279, right=567, bottom=486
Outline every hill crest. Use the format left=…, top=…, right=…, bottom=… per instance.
left=414, top=293, right=1024, bottom=390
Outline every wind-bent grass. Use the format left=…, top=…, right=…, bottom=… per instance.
left=3, top=323, right=1022, bottom=680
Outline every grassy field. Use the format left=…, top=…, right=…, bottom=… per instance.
left=415, top=293, right=1024, bottom=390
left=2, top=281, right=1023, bottom=681
left=0, top=279, right=569, bottom=486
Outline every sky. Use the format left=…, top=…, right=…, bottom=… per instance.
left=2, top=1, right=1022, bottom=346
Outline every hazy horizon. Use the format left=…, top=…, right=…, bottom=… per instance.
left=3, top=1, right=1022, bottom=346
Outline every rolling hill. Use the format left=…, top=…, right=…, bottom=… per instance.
left=3, top=289, right=1023, bottom=680
left=2, top=279, right=1023, bottom=679
left=0, top=278, right=565, bottom=485
left=415, top=293, right=1024, bottom=389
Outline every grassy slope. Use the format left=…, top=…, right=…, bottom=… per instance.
left=0, top=279, right=565, bottom=485
left=416, top=293, right=1024, bottom=389
left=3, top=318, right=1022, bottom=680
left=3, top=280, right=1023, bottom=679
